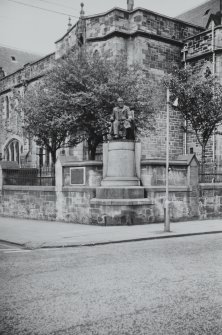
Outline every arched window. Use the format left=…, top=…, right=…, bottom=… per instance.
left=5, top=147, right=9, bottom=161
left=15, top=141, right=19, bottom=163
left=10, top=142, right=14, bottom=161
left=4, top=139, right=21, bottom=163
left=5, top=96, right=9, bottom=118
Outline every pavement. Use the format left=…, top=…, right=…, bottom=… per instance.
left=0, top=216, right=222, bottom=249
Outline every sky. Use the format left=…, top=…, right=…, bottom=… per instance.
left=0, top=0, right=208, bottom=56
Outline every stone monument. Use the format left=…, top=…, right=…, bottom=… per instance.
left=110, top=97, right=135, bottom=140
left=90, top=98, right=153, bottom=225
left=102, top=98, right=139, bottom=186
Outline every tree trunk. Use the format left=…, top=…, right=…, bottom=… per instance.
left=88, top=148, right=96, bottom=160
left=88, top=138, right=97, bottom=160
left=201, top=145, right=206, bottom=183
left=51, top=150, right=57, bottom=166
left=50, top=150, right=56, bottom=186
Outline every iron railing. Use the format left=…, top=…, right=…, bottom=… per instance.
left=3, top=166, right=55, bottom=186
left=199, top=173, right=222, bottom=183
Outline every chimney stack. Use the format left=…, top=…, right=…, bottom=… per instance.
left=127, top=0, right=134, bottom=11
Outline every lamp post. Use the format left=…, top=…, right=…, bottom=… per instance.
left=164, top=88, right=170, bottom=232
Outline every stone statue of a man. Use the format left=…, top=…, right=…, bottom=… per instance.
left=110, top=98, right=135, bottom=140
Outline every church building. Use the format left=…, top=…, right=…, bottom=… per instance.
left=1, top=0, right=222, bottom=172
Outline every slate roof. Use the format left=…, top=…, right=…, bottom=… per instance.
left=0, top=45, right=42, bottom=76
left=176, top=0, right=220, bottom=27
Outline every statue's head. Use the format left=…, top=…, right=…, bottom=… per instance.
left=117, top=97, right=124, bottom=108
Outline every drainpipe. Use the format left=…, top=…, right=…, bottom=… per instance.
left=212, top=21, right=216, bottom=74
left=183, top=47, right=187, bottom=154
left=221, top=0, right=222, bottom=25
left=212, top=20, right=216, bottom=170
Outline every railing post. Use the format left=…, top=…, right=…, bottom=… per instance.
left=0, top=165, right=3, bottom=191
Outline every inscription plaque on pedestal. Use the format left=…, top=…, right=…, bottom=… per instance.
left=70, top=167, right=85, bottom=185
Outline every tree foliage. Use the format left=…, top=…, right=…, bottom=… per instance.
left=16, top=84, right=79, bottom=165
left=165, top=66, right=222, bottom=172
left=20, top=50, right=158, bottom=161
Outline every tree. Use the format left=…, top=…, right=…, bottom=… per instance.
left=165, top=66, right=222, bottom=175
left=15, top=84, right=81, bottom=165
left=20, top=50, right=158, bottom=161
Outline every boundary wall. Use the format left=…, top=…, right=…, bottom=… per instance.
left=1, top=155, right=221, bottom=224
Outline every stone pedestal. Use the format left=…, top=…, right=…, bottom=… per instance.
left=90, top=140, right=154, bottom=225
left=102, top=140, right=140, bottom=186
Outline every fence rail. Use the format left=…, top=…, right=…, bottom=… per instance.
left=3, top=167, right=55, bottom=186
left=199, top=173, right=222, bottom=183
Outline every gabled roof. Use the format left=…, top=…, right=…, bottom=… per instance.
left=176, top=0, right=220, bottom=28
left=206, top=11, right=222, bottom=28
left=0, top=44, right=42, bottom=76
left=177, top=154, right=199, bottom=166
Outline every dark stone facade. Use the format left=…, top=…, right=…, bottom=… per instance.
left=0, top=3, right=221, bottom=171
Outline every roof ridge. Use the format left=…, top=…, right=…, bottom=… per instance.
left=0, top=43, right=43, bottom=56
left=176, top=0, right=217, bottom=17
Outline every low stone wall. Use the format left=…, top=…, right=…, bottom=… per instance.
left=1, top=184, right=222, bottom=223
left=145, top=186, right=198, bottom=223
left=56, top=187, right=96, bottom=224
left=0, top=185, right=194, bottom=224
left=0, top=185, right=96, bottom=224
left=141, top=162, right=187, bottom=186
left=199, top=184, right=222, bottom=220
left=1, top=154, right=222, bottom=224
left=0, top=186, right=56, bottom=221
left=90, top=198, right=154, bottom=225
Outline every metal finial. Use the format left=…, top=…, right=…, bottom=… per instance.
left=127, top=0, right=134, bottom=11
left=67, top=16, right=72, bottom=31
left=80, top=2, right=85, bottom=17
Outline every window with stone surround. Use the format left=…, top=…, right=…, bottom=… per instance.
left=4, top=139, right=20, bottom=163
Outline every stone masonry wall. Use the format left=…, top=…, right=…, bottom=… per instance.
left=0, top=186, right=197, bottom=224
left=84, top=8, right=202, bottom=42
left=185, top=27, right=222, bottom=60
left=0, top=186, right=96, bottom=224
left=1, top=183, right=222, bottom=223
left=145, top=188, right=196, bottom=222
left=0, top=187, right=56, bottom=220
left=86, top=36, right=127, bottom=59
left=56, top=187, right=96, bottom=224
left=0, top=53, right=55, bottom=93
left=141, top=108, right=184, bottom=160
left=185, top=30, right=213, bottom=59
left=141, top=38, right=181, bottom=74
left=199, top=184, right=222, bottom=219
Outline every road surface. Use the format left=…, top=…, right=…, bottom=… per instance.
left=0, top=235, right=222, bottom=334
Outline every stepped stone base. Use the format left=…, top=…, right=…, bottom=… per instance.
left=90, top=197, right=154, bottom=226
left=101, top=177, right=140, bottom=186
left=91, top=140, right=152, bottom=225
left=96, top=187, right=144, bottom=199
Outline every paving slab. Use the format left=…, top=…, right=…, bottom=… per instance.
left=0, top=216, right=222, bottom=249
